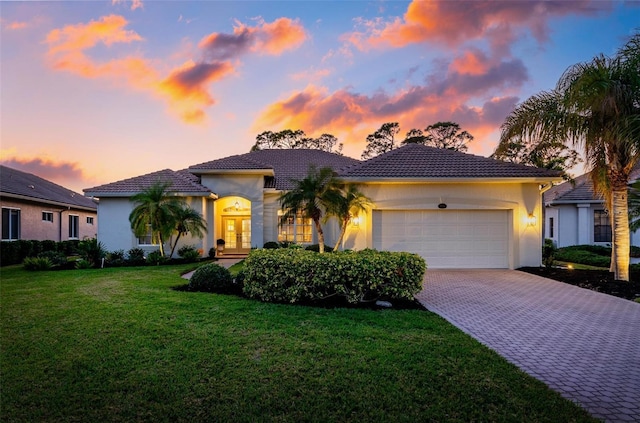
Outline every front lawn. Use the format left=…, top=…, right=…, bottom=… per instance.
left=1, top=265, right=595, bottom=422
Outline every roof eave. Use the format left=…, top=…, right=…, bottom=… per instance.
left=341, top=176, right=564, bottom=184
left=0, top=192, right=97, bottom=211
left=84, top=191, right=217, bottom=199
left=190, top=169, right=275, bottom=176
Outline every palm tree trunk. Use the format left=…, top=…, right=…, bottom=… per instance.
left=611, top=188, right=630, bottom=281
left=169, top=233, right=182, bottom=258
left=333, top=218, right=349, bottom=251
left=313, top=218, right=325, bottom=253
left=157, top=233, right=166, bottom=257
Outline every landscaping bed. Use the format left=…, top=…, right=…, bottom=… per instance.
left=519, top=267, right=640, bottom=301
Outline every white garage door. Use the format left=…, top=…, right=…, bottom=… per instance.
left=372, top=210, right=510, bottom=269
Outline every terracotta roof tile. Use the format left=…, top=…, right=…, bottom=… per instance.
left=1, top=165, right=97, bottom=209
left=84, top=169, right=212, bottom=196
left=340, top=143, right=563, bottom=179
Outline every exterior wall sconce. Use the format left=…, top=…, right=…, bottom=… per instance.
left=350, top=215, right=361, bottom=227
left=526, top=214, right=537, bottom=227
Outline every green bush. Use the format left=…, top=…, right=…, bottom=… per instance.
left=555, top=245, right=611, bottom=268
left=127, top=248, right=145, bottom=266
left=78, top=238, right=106, bottom=268
left=146, top=250, right=168, bottom=266
left=263, top=241, right=280, bottom=249
left=542, top=239, right=556, bottom=268
left=23, top=256, right=53, bottom=271
left=37, top=251, right=69, bottom=268
left=0, top=242, right=20, bottom=266
left=178, top=245, right=201, bottom=263
left=41, top=240, right=58, bottom=253
left=242, top=249, right=426, bottom=304
left=75, top=259, right=92, bottom=269
left=188, top=263, right=234, bottom=293
left=106, top=250, right=126, bottom=267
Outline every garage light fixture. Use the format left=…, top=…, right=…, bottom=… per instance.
left=350, top=215, right=361, bottom=227
left=526, top=214, right=537, bottom=227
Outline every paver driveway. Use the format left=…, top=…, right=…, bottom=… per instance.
left=416, top=269, right=640, bottom=423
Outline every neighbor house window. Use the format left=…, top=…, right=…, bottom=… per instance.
left=277, top=210, right=313, bottom=243
left=548, top=217, right=554, bottom=238
left=87, top=216, right=94, bottom=225
left=593, top=210, right=611, bottom=242
left=42, top=211, right=54, bottom=222
left=69, top=215, right=79, bottom=239
left=2, top=208, right=21, bottom=240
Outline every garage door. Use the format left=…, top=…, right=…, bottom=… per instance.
left=372, top=210, right=510, bottom=269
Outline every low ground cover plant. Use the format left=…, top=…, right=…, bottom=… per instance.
left=554, top=244, right=640, bottom=270
left=243, top=248, right=426, bottom=304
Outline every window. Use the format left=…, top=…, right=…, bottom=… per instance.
left=549, top=217, right=554, bottom=238
left=87, top=216, right=94, bottom=225
left=594, top=210, right=612, bottom=242
left=2, top=208, right=20, bottom=240
left=43, top=211, right=54, bottom=222
left=69, top=215, right=79, bottom=239
left=138, top=225, right=155, bottom=245
left=278, top=210, right=313, bottom=243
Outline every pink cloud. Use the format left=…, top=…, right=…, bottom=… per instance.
left=345, top=0, right=608, bottom=52
left=0, top=157, right=96, bottom=193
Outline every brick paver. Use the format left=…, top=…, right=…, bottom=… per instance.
left=415, top=269, right=640, bottom=423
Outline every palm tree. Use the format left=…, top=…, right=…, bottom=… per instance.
left=326, top=184, right=372, bottom=251
left=168, top=205, right=208, bottom=258
left=279, top=166, right=344, bottom=253
left=129, top=181, right=184, bottom=257
left=499, top=34, right=640, bottom=281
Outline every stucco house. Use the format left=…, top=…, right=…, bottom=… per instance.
left=543, top=166, right=640, bottom=248
left=1, top=165, right=98, bottom=242
left=84, top=144, right=562, bottom=269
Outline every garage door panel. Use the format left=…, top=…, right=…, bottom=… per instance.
left=373, top=210, right=509, bottom=269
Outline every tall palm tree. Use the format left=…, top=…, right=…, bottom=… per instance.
left=129, top=181, right=184, bottom=257
left=168, top=205, right=208, bottom=258
left=279, top=166, right=344, bottom=253
left=326, top=184, right=372, bottom=251
left=499, top=34, right=640, bottom=281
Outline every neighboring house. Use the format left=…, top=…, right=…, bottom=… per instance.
left=543, top=166, right=640, bottom=248
left=0, top=165, right=98, bottom=242
left=84, top=144, right=562, bottom=269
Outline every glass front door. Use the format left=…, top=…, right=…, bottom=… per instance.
left=222, top=216, right=251, bottom=253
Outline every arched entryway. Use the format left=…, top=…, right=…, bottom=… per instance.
left=217, top=197, right=251, bottom=255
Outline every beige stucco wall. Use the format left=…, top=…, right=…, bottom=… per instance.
left=0, top=198, right=97, bottom=241
left=347, top=181, right=544, bottom=269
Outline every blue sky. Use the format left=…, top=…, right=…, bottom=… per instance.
left=1, top=0, right=638, bottom=192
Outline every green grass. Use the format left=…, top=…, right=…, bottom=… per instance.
left=1, top=265, right=596, bottom=422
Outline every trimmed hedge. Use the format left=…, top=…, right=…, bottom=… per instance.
left=1, top=240, right=79, bottom=266
left=189, top=263, right=234, bottom=293
left=242, top=249, right=426, bottom=304
left=555, top=245, right=611, bottom=268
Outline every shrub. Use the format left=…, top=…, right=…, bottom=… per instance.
left=146, top=250, right=168, bottom=266
left=37, top=251, right=69, bottom=268
left=78, top=238, right=107, bottom=268
left=542, top=239, right=556, bottom=268
left=41, top=240, right=58, bottom=253
left=208, top=248, right=216, bottom=259
left=555, top=246, right=611, bottom=268
left=242, top=249, right=426, bottom=304
left=188, top=263, right=234, bottom=293
left=127, top=248, right=146, bottom=266
left=75, top=259, right=92, bottom=269
left=304, top=244, right=334, bottom=253
left=23, top=257, right=53, bottom=271
left=263, top=241, right=280, bottom=249
left=107, top=250, right=126, bottom=267
left=178, top=245, right=201, bottom=263
left=59, top=240, right=79, bottom=256
left=0, top=242, right=20, bottom=266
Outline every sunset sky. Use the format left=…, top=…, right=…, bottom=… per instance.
left=1, top=0, right=638, bottom=193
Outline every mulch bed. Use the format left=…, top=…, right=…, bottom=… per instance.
left=519, top=267, right=640, bottom=301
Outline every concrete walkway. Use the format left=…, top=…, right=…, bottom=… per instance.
left=416, top=269, right=640, bottom=423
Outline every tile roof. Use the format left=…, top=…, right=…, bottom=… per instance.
left=190, top=149, right=360, bottom=190
left=544, top=163, right=640, bottom=204
left=83, top=169, right=213, bottom=196
left=339, top=143, right=563, bottom=179
left=1, top=165, right=97, bottom=210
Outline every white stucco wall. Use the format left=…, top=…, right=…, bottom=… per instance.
left=348, top=181, right=544, bottom=269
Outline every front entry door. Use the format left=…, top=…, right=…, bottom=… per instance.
left=222, top=216, right=251, bottom=254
